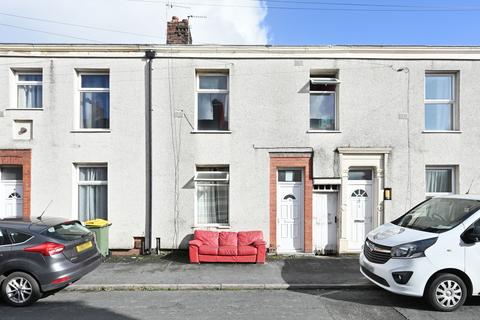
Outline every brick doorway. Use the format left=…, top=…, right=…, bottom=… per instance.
left=269, top=153, right=313, bottom=253
left=0, top=150, right=31, bottom=219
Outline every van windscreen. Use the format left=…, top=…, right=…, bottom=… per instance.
left=392, top=198, right=480, bottom=233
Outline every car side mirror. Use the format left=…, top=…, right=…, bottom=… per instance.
left=462, top=227, right=480, bottom=244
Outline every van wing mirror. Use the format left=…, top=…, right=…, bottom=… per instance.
left=462, top=227, right=480, bottom=244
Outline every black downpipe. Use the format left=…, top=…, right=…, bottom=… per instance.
left=144, top=50, right=156, bottom=254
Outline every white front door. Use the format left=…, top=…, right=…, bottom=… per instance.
left=0, top=166, right=24, bottom=219
left=347, top=169, right=373, bottom=251
left=277, top=169, right=304, bottom=253
left=1, top=182, right=23, bottom=219
left=313, top=191, right=338, bottom=254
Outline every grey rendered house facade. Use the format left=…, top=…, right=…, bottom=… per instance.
left=1, top=44, right=479, bottom=253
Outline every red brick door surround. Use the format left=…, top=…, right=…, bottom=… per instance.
left=269, top=153, right=313, bottom=253
left=0, top=149, right=31, bottom=219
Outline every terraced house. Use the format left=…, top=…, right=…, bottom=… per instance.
left=1, top=17, right=480, bottom=254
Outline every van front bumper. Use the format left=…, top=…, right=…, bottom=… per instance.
left=359, top=251, right=434, bottom=297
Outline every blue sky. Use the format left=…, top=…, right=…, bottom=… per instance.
left=265, top=0, right=480, bottom=45
left=1, top=0, right=479, bottom=45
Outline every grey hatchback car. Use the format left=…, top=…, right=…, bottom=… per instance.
left=0, top=217, right=101, bottom=307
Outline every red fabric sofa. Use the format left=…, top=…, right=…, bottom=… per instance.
left=189, top=230, right=266, bottom=264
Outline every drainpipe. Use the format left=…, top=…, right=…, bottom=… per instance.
left=144, top=50, right=156, bottom=254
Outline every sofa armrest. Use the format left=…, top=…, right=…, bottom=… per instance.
left=253, top=240, right=266, bottom=247
left=254, top=241, right=266, bottom=264
left=189, top=240, right=203, bottom=247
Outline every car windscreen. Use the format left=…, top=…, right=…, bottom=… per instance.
left=41, top=221, right=91, bottom=241
left=392, top=198, right=480, bottom=233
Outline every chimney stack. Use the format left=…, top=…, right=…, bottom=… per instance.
left=166, top=16, right=192, bottom=45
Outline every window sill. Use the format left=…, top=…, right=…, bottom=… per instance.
left=192, top=225, right=231, bottom=229
left=5, top=108, right=44, bottom=111
left=307, top=130, right=341, bottom=133
left=70, top=129, right=111, bottom=133
left=422, top=130, right=462, bottom=134
left=191, top=130, right=232, bottom=134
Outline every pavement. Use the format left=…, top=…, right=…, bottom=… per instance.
left=70, top=251, right=373, bottom=291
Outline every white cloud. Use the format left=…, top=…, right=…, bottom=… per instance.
left=0, top=0, right=269, bottom=44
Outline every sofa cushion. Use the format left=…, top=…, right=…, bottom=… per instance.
left=198, top=245, right=219, bottom=255
left=219, top=232, right=238, bottom=246
left=238, top=245, right=257, bottom=256
left=194, top=230, right=219, bottom=247
left=238, top=231, right=263, bottom=246
left=218, top=245, right=238, bottom=256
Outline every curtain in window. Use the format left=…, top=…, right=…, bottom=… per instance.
left=18, top=85, right=42, bottom=108
left=426, top=169, right=452, bottom=193
left=78, top=168, right=108, bottom=221
left=425, top=76, right=452, bottom=100
left=197, top=183, right=228, bottom=224
left=198, top=93, right=228, bottom=120
left=80, top=92, right=110, bottom=128
left=425, top=104, right=452, bottom=130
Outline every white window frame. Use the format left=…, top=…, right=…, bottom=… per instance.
left=309, top=77, right=339, bottom=132
left=75, top=72, right=110, bottom=131
left=425, top=165, right=456, bottom=198
left=73, top=164, right=108, bottom=220
left=14, top=71, right=43, bottom=109
left=195, top=73, right=230, bottom=132
left=193, top=166, right=230, bottom=227
left=424, top=73, right=457, bottom=132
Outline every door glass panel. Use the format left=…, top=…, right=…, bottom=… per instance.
left=278, top=170, right=302, bottom=182
left=348, top=169, right=372, bottom=181
left=1, top=167, right=23, bottom=181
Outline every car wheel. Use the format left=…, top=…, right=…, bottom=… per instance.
left=1, top=272, right=42, bottom=307
left=426, top=273, right=467, bottom=312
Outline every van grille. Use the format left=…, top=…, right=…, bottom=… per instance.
left=363, top=239, right=391, bottom=264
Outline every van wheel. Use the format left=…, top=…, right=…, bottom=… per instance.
left=426, top=273, right=467, bottom=312
left=1, top=272, right=42, bottom=307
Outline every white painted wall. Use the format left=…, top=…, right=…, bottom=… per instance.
left=0, top=55, right=146, bottom=248
left=1, top=45, right=480, bottom=250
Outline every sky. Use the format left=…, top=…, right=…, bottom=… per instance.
left=0, top=0, right=479, bottom=45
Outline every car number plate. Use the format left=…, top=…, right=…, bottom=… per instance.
left=76, top=241, right=93, bottom=253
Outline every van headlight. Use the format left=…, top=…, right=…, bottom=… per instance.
left=391, top=238, right=437, bottom=259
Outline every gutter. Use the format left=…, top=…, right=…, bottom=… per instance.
left=144, top=49, right=156, bottom=254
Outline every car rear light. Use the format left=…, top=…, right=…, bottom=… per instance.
left=51, top=276, right=71, bottom=284
left=24, top=242, right=65, bottom=256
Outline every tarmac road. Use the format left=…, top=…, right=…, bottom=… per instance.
left=1, top=289, right=480, bottom=320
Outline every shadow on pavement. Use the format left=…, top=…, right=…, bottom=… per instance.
left=280, top=256, right=480, bottom=311
left=161, top=250, right=190, bottom=264
left=280, top=256, right=367, bottom=284
left=0, top=300, right=138, bottom=320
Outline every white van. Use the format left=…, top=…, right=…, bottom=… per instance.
left=360, top=195, right=480, bottom=311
